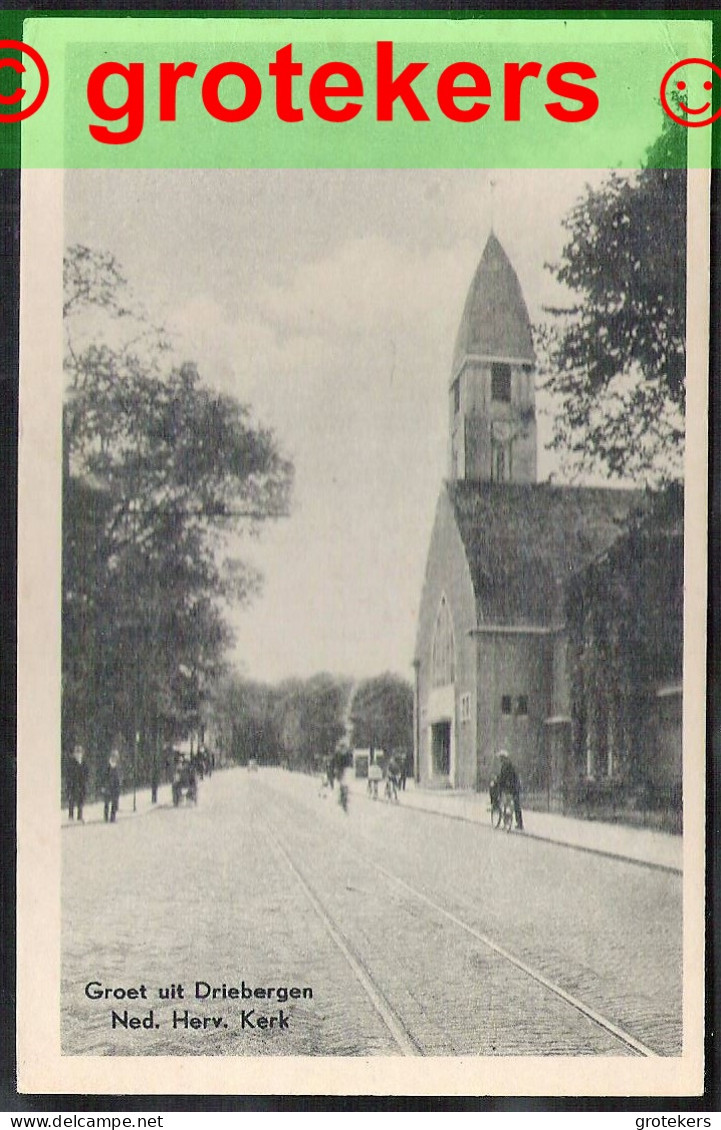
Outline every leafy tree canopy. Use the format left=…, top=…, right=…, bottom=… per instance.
left=539, top=117, right=686, bottom=483
left=211, top=673, right=352, bottom=771
left=350, top=673, right=413, bottom=756
left=63, top=245, right=293, bottom=766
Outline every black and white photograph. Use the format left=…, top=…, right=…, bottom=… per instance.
left=17, top=150, right=707, bottom=1094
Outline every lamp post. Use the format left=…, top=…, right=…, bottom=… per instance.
left=133, top=729, right=139, bottom=812
left=151, top=731, right=159, bottom=804
left=116, top=616, right=143, bottom=813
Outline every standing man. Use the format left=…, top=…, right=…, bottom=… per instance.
left=399, top=754, right=408, bottom=791
left=67, top=743, right=88, bottom=822
left=102, top=748, right=122, bottom=823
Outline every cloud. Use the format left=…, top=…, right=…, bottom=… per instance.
left=256, top=234, right=472, bottom=341
left=164, top=232, right=459, bottom=679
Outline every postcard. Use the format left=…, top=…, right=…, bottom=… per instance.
left=15, top=14, right=711, bottom=1097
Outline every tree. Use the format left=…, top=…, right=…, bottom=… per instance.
left=350, top=673, right=413, bottom=757
left=540, top=116, right=686, bottom=482
left=299, top=674, right=352, bottom=768
left=565, top=482, right=684, bottom=819
left=209, top=673, right=352, bottom=772
left=62, top=245, right=293, bottom=774
left=272, top=675, right=352, bottom=770
left=210, top=676, right=282, bottom=766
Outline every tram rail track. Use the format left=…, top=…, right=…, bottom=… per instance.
left=367, top=855, right=658, bottom=1057
left=266, top=806, right=659, bottom=1059
left=268, top=828, right=423, bottom=1055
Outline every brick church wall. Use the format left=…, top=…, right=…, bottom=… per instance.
left=475, top=631, right=554, bottom=792
left=415, top=488, right=477, bottom=788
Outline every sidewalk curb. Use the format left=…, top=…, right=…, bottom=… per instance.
left=60, top=796, right=172, bottom=828
left=379, top=795, right=683, bottom=876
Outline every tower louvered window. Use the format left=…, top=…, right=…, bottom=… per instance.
left=431, top=596, right=455, bottom=688
left=491, top=362, right=511, bottom=402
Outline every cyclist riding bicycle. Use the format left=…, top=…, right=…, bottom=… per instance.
left=489, top=750, right=524, bottom=831
left=367, top=758, right=383, bottom=799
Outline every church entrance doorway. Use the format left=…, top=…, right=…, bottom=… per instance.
left=431, top=721, right=451, bottom=776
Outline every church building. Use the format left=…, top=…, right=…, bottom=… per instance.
left=413, top=233, right=645, bottom=802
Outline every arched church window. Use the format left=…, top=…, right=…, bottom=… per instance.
left=431, top=596, right=455, bottom=688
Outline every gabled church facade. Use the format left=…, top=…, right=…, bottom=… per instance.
left=413, top=234, right=650, bottom=803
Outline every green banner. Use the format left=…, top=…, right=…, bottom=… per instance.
left=4, top=15, right=716, bottom=167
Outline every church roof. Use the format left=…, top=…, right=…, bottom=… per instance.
left=447, top=480, right=642, bottom=627
left=452, top=233, right=535, bottom=376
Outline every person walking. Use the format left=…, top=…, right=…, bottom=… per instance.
left=367, top=757, right=383, bottom=800
left=399, top=754, right=408, bottom=791
left=102, top=748, right=121, bottom=823
left=386, top=753, right=401, bottom=802
left=67, top=743, right=88, bottom=822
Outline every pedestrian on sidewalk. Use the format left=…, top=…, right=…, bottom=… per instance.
left=399, top=755, right=408, bottom=791
left=66, top=743, right=88, bottom=822
left=492, top=750, right=524, bottom=831
left=367, top=757, right=383, bottom=800
left=101, top=748, right=121, bottom=823
left=386, top=753, right=401, bottom=802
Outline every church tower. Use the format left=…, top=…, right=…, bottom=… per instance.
left=449, top=233, right=537, bottom=484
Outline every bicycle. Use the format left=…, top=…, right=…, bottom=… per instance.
left=384, top=774, right=399, bottom=804
left=491, top=790, right=515, bottom=833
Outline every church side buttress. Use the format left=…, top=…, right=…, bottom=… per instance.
left=448, top=233, right=537, bottom=485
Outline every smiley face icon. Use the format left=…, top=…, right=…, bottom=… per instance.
left=660, top=58, right=721, bottom=128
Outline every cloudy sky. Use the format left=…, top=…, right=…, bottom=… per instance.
left=65, top=168, right=613, bottom=684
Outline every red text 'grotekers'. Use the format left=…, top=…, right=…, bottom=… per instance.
left=87, top=41, right=599, bottom=144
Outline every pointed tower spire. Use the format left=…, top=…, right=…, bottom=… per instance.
left=448, top=233, right=537, bottom=485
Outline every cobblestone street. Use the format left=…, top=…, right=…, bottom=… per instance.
left=61, top=766, right=682, bottom=1057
